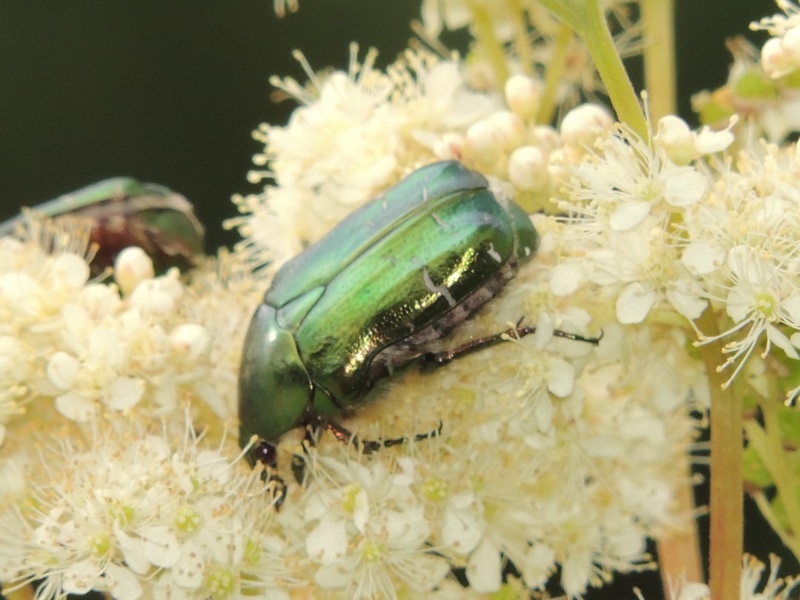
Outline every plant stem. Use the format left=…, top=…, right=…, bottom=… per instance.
left=696, top=306, right=743, bottom=600
left=746, top=398, right=800, bottom=560
left=749, top=488, right=800, bottom=558
left=4, top=584, right=34, bottom=600
left=470, top=4, right=510, bottom=86
left=537, top=0, right=648, bottom=139
left=579, top=2, right=648, bottom=139
left=641, top=0, right=676, bottom=119
left=508, top=0, right=534, bottom=75
left=537, top=23, right=572, bottom=125
left=656, top=453, right=703, bottom=588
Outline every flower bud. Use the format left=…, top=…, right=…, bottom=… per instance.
left=560, top=104, right=614, bottom=154
left=488, top=111, right=526, bottom=150
left=170, top=324, right=211, bottom=362
left=782, top=26, right=800, bottom=64
left=508, top=146, right=549, bottom=192
left=466, top=120, right=504, bottom=166
left=114, top=247, right=155, bottom=296
left=656, top=115, right=695, bottom=165
left=762, top=36, right=794, bottom=78
left=504, top=74, right=541, bottom=120
left=433, top=133, right=467, bottom=161
left=532, top=125, right=561, bottom=154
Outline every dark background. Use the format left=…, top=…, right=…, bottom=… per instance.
left=0, top=1, right=780, bottom=249
left=0, top=1, right=791, bottom=598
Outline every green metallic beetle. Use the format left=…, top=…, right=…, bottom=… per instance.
left=0, top=177, right=205, bottom=274
left=238, top=160, right=594, bottom=472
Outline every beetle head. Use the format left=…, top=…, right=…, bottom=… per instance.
left=238, top=303, right=314, bottom=459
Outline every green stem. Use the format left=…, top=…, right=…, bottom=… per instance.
left=696, top=306, right=743, bottom=600
left=536, top=23, right=573, bottom=125
left=536, top=0, right=647, bottom=139
left=746, top=397, right=800, bottom=560
left=641, top=0, right=677, bottom=119
left=470, top=3, right=510, bottom=86
left=579, top=2, right=647, bottom=139
left=508, top=0, right=534, bottom=75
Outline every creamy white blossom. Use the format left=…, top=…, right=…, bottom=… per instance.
left=10, top=1, right=800, bottom=598
left=0, top=416, right=298, bottom=600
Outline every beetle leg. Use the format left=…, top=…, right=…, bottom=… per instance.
left=323, top=419, right=444, bottom=454
left=379, top=419, right=444, bottom=449
left=253, top=440, right=288, bottom=508
left=420, top=320, right=602, bottom=367
left=290, top=426, right=317, bottom=486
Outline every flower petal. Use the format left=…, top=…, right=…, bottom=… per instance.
left=466, top=538, right=501, bottom=593
left=616, top=282, right=656, bottom=324
left=55, top=392, right=96, bottom=422
left=609, top=201, right=651, bottom=231
left=306, top=520, right=347, bottom=563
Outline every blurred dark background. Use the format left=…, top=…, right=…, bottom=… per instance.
left=0, top=1, right=791, bottom=598
left=0, top=1, right=780, bottom=250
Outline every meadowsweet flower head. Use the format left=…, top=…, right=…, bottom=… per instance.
left=0, top=415, right=298, bottom=600
left=13, top=1, right=800, bottom=597
left=230, top=215, right=703, bottom=597
left=752, top=0, right=800, bottom=80
left=228, top=46, right=504, bottom=278
left=677, top=142, right=800, bottom=388
left=693, top=33, right=800, bottom=142
left=0, top=217, right=261, bottom=546
left=555, top=113, right=724, bottom=325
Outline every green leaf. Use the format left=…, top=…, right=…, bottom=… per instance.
left=734, top=70, right=778, bottom=99
left=743, top=445, right=774, bottom=489
left=777, top=404, right=800, bottom=450
left=771, top=493, right=791, bottom=533
left=695, top=96, right=735, bottom=126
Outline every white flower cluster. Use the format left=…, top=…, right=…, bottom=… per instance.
left=229, top=46, right=508, bottom=276
left=753, top=0, right=800, bottom=78
left=555, top=116, right=733, bottom=325
left=229, top=47, right=639, bottom=282
left=10, top=0, right=800, bottom=597
left=558, top=114, right=800, bottom=391
left=691, top=1, right=800, bottom=142
left=0, top=418, right=296, bottom=600
left=0, top=222, right=254, bottom=448
left=220, top=46, right=712, bottom=598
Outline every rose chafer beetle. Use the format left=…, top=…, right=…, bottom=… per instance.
left=0, top=177, right=205, bottom=274
left=238, top=160, right=598, bottom=475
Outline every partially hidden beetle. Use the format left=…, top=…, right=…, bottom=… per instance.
left=238, top=160, right=598, bottom=474
left=0, top=177, right=205, bottom=274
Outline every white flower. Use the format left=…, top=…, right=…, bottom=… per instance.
left=563, top=122, right=710, bottom=232
left=114, top=246, right=155, bottom=296
left=46, top=324, right=144, bottom=420
left=420, top=0, right=517, bottom=41
left=0, top=416, right=299, bottom=600
left=752, top=0, right=800, bottom=37
left=228, top=47, right=500, bottom=278
left=299, top=452, right=450, bottom=600
left=698, top=245, right=800, bottom=385
left=655, top=115, right=735, bottom=165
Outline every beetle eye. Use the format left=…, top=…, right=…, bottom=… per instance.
left=255, top=441, right=278, bottom=469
